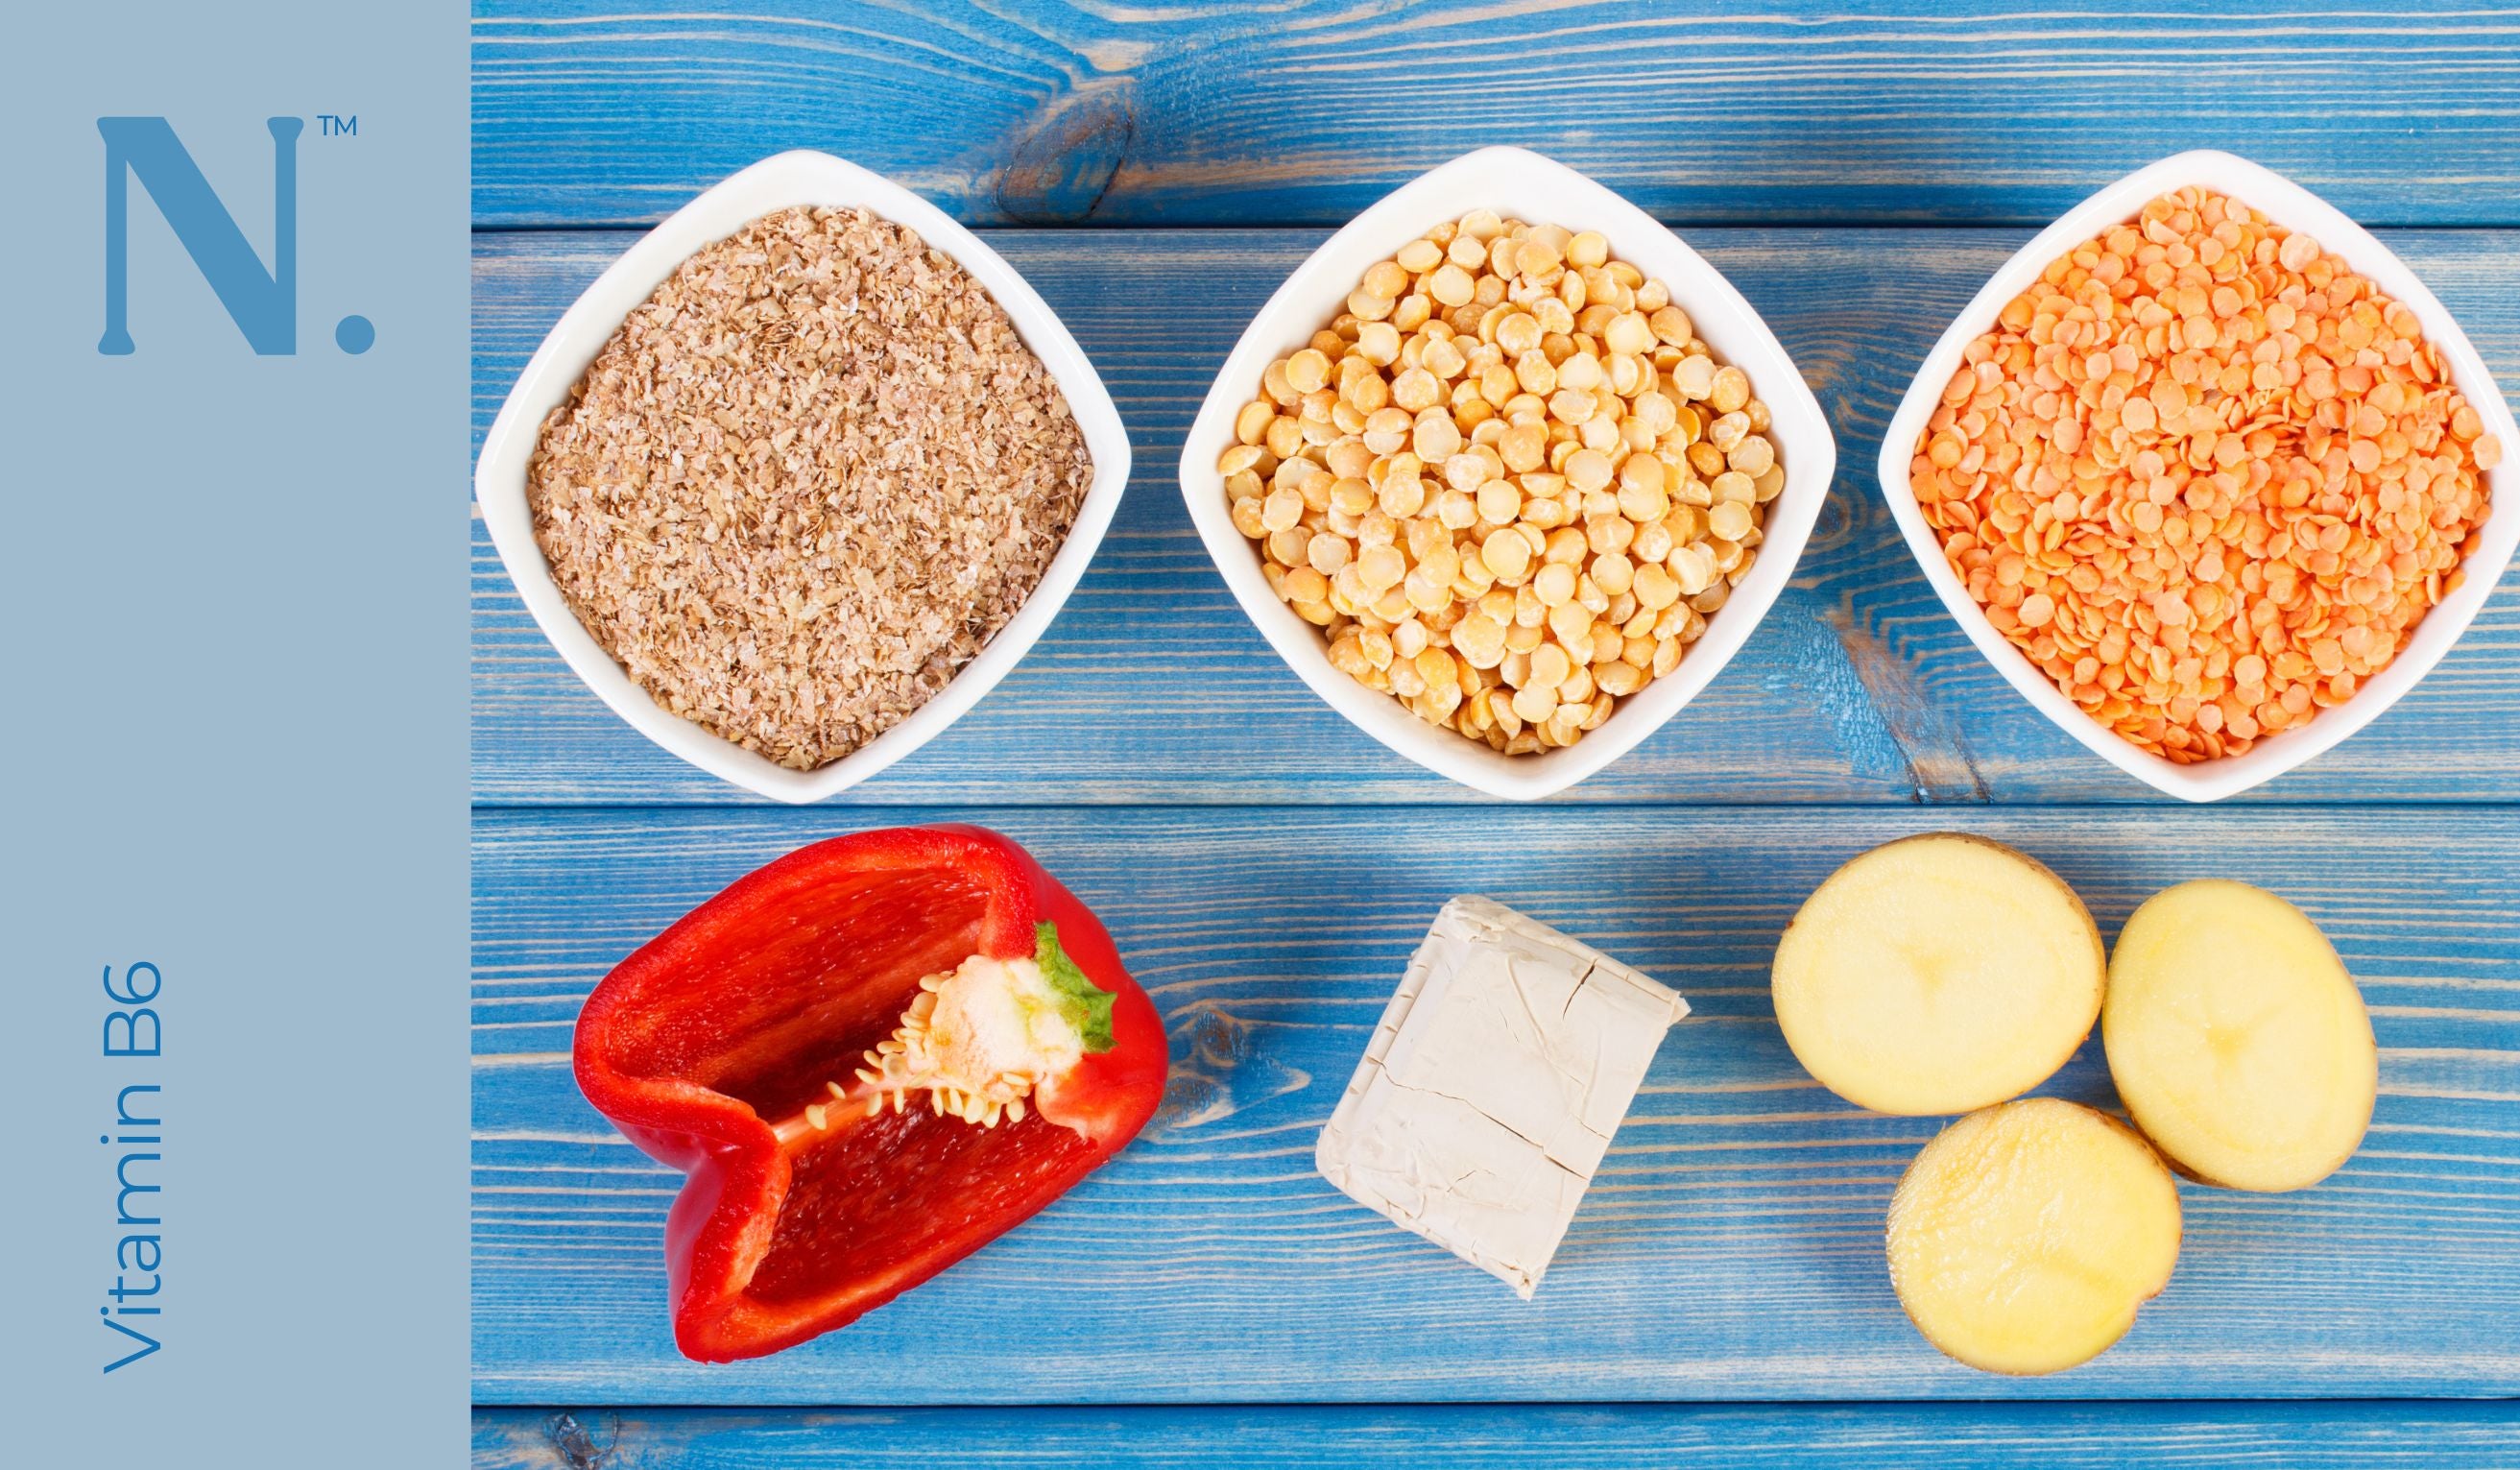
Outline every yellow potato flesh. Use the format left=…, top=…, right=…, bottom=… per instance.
left=2103, top=880, right=2377, bottom=1193
left=1772, top=834, right=2104, bottom=1115
left=1887, top=1097, right=2182, bottom=1376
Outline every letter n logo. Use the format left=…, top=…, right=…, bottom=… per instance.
left=98, top=116, right=302, bottom=355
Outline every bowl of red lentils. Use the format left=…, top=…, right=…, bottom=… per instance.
left=1181, top=146, right=1836, bottom=799
left=1880, top=150, right=2518, bottom=801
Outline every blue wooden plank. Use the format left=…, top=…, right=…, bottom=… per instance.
left=470, top=228, right=2520, bottom=807
left=473, top=1, right=2520, bottom=229
left=474, top=1402, right=2520, bottom=1467
left=469, top=805, right=2520, bottom=1404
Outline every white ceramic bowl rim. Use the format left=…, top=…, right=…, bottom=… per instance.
left=1876, top=149, right=2520, bottom=802
left=474, top=150, right=1133, bottom=803
left=1178, top=145, right=1838, bottom=800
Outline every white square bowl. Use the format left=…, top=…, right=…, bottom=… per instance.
left=475, top=150, right=1132, bottom=803
left=1879, top=149, right=2520, bottom=802
left=1179, top=146, right=1837, bottom=800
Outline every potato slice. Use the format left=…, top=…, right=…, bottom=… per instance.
left=1771, top=834, right=2104, bottom=1114
left=1887, top=1097, right=2181, bottom=1375
left=2103, top=880, right=2377, bottom=1192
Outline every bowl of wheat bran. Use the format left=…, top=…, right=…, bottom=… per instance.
left=476, top=151, right=1131, bottom=803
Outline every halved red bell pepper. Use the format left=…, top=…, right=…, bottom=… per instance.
left=573, top=825, right=1168, bottom=1362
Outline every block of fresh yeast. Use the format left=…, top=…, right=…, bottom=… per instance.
left=1314, top=896, right=1689, bottom=1297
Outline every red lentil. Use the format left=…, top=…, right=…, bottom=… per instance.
left=1911, top=187, right=2500, bottom=763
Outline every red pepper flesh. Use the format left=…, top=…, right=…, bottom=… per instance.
left=573, top=825, right=1168, bottom=1362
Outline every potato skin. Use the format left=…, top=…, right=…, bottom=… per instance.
left=1773, top=832, right=2106, bottom=1116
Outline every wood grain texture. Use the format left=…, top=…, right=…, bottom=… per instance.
left=474, top=1402, right=2520, bottom=1468
left=468, top=8, right=2520, bottom=1434
left=471, top=228, right=2520, bottom=807
left=472, top=1, right=2520, bottom=229
left=469, top=806, right=2520, bottom=1404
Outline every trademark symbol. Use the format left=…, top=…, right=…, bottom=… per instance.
left=316, top=114, right=366, bottom=349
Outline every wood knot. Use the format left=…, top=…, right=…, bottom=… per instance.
left=1155, top=1003, right=1311, bottom=1133
left=1811, top=482, right=1854, bottom=548
left=994, top=83, right=1137, bottom=224
left=543, top=1411, right=616, bottom=1470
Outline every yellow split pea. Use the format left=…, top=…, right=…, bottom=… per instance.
left=1222, top=211, right=1787, bottom=754
left=1911, top=186, right=2499, bottom=764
